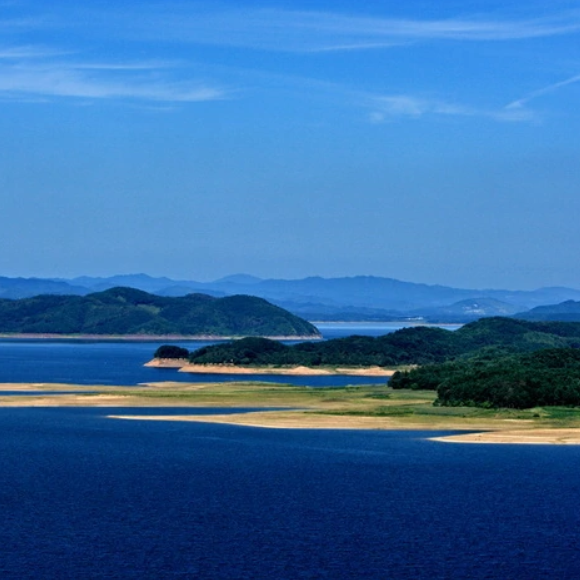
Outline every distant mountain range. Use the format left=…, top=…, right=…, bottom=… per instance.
left=515, top=300, right=580, bottom=322
left=1, top=273, right=580, bottom=323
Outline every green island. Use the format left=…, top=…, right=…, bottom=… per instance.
left=165, top=316, right=580, bottom=369
left=0, top=287, right=320, bottom=338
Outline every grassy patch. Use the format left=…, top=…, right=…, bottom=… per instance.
left=7, top=382, right=580, bottom=432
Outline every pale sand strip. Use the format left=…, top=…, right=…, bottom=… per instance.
left=144, top=359, right=189, bottom=368
left=108, top=411, right=580, bottom=444
left=146, top=359, right=394, bottom=376
left=109, top=410, right=423, bottom=430
left=3, top=383, right=580, bottom=444
left=174, top=363, right=394, bottom=376
left=430, top=429, right=580, bottom=445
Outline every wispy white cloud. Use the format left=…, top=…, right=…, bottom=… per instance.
left=0, top=45, right=70, bottom=59
left=506, top=73, right=580, bottom=109
left=115, top=6, right=580, bottom=52
left=0, top=61, right=226, bottom=102
left=367, top=93, right=536, bottom=123
left=3, top=4, right=578, bottom=116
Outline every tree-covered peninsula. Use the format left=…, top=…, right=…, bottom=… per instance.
left=153, top=317, right=580, bottom=409
left=0, top=287, right=321, bottom=338
left=165, top=317, right=580, bottom=367
left=390, top=348, right=580, bottom=409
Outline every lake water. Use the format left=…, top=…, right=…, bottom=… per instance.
left=1, top=323, right=578, bottom=579
left=0, top=322, right=461, bottom=387
left=1, top=407, right=580, bottom=579
left=0, top=323, right=418, bottom=386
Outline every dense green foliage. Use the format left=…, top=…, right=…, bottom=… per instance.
left=186, top=327, right=461, bottom=367
left=178, top=318, right=580, bottom=409
left=182, top=317, right=580, bottom=369
left=153, top=345, right=190, bottom=359
left=0, top=287, right=320, bottom=337
left=391, top=348, right=580, bottom=409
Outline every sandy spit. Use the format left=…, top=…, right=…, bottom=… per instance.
left=3, top=382, right=580, bottom=445
left=144, top=358, right=189, bottom=368
left=430, top=429, right=580, bottom=445
left=108, top=410, right=580, bottom=444
left=173, top=363, right=395, bottom=376
left=109, top=410, right=423, bottom=430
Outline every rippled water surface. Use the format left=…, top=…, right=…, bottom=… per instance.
left=1, top=408, right=579, bottom=579
left=1, top=325, right=577, bottom=578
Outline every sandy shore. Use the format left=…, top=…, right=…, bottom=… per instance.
left=430, top=429, right=580, bottom=445
left=3, top=382, right=580, bottom=444
left=109, top=410, right=423, bottom=429
left=145, top=358, right=189, bottom=368
left=108, top=410, right=580, bottom=444
left=146, top=360, right=395, bottom=376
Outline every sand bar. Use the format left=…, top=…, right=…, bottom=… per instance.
left=2, top=381, right=580, bottom=444
left=431, top=429, right=580, bottom=445
left=148, top=361, right=395, bottom=376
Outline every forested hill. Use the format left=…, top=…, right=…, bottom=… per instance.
left=179, top=317, right=580, bottom=367
left=0, top=287, right=321, bottom=338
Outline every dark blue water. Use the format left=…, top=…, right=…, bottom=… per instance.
left=0, top=327, right=394, bottom=386
left=0, top=323, right=460, bottom=386
left=2, top=324, right=577, bottom=579
left=0, top=407, right=579, bottom=579
left=0, top=340, right=388, bottom=386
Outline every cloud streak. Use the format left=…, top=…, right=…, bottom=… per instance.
left=0, top=61, right=226, bottom=102
left=2, top=4, right=578, bottom=118
left=112, top=6, right=580, bottom=52
left=367, top=93, right=535, bottom=123
left=506, top=73, right=580, bottom=109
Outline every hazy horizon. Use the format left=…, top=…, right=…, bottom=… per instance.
left=4, top=270, right=580, bottom=293
left=2, top=1, right=579, bottom=290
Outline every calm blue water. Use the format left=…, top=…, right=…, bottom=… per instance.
left=0, top=323, right=461, bottom=386
left=1, top=324, right=578, bottom=579
left=0, top=323, right=409, bottom=386
left=0, top=340, right=389, bottom=386
left=0, top=407, right=579, bottom=579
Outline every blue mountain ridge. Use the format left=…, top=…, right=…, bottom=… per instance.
left=2, top=274, right=580, bottom=322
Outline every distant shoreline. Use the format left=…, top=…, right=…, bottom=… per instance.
left=311, top=320, right=462, bottom=327
left=145, top=359, right=395, bottom=376
left=0, top=333, right=322, bottom=342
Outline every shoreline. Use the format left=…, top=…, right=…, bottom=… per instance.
left=0, top=333, right=322, bottom=342
left=146, top=359, right=395, bottom=376
left=2, top=382, right=580, bottom=445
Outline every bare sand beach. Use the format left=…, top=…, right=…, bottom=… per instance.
left=147, top=360, right=395, bottom=376
left=3, top=381, right=580, bottom=444
left=430, top=429, right=580, bottom=445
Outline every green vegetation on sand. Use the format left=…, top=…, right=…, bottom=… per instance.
left=154, top=317, right=580, bottom=409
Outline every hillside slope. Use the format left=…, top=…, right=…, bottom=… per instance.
left=181, top=317, right=580, bottom=367
left=514, top=300, right=580, bottom=322
left=0, top=287, right=321, bottom=338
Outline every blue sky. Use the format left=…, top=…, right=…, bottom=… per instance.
left=1, top=0, right=579, bottom=289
